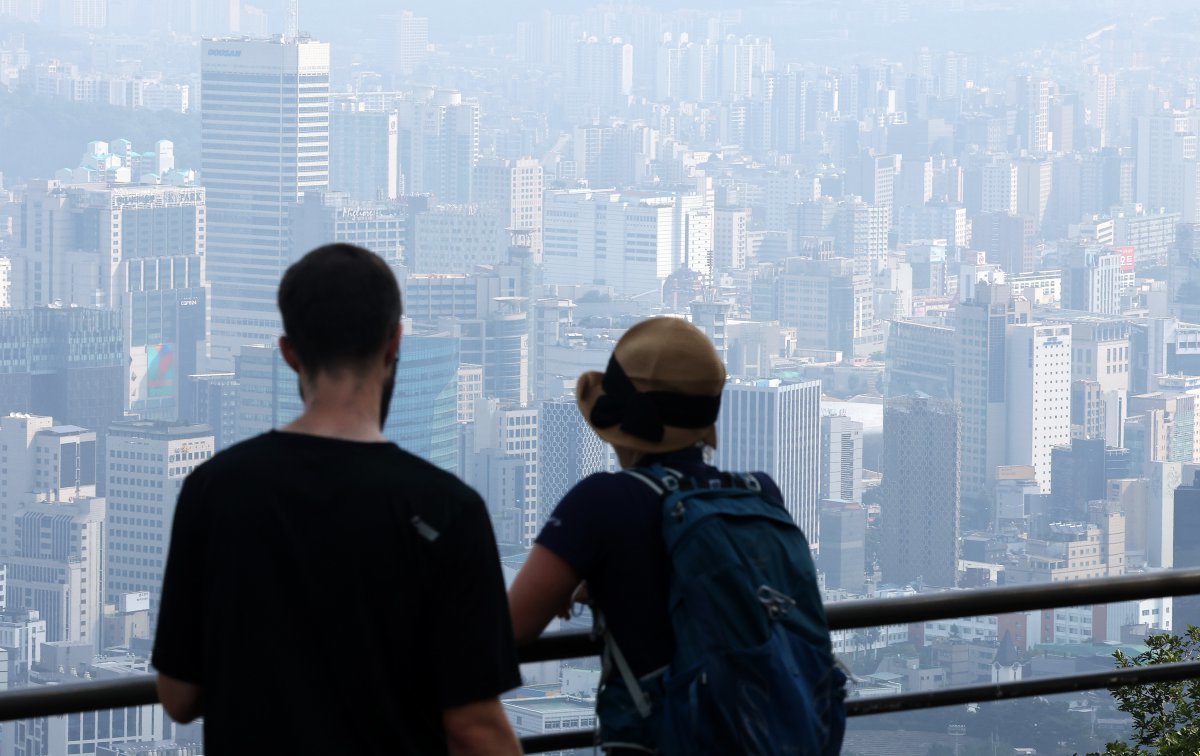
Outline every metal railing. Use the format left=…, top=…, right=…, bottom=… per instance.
left=1, top=568, right=1199, bottom=753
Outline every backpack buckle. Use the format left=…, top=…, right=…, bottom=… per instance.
left=757, top=585, right=797, bottom=619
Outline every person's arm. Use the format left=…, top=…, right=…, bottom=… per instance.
left=151, top=473, right=208, bottom=720
left=508, top=544, right=581, bottom=645
left=423, top=489, right=523, bottom=749
left=443, top=698, right=523, bottom=756
left=156, top=673, right=202, bottom=723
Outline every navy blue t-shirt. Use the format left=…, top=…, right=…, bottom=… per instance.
left=535, top=446, right=784, bottom=677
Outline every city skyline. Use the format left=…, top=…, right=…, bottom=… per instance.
left=4, top=0, right=1200, bottom=752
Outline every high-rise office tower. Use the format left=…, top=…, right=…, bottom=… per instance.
left=818, top=500, right=867, bottom=595
left=1016, top=75, right=1052, bottom=153
left=1016, top=156, right=1053, bottom=229
left=1136, top=112, right=1200, bottom=222
left=0, top=256, right=10, bottom=308
left=571, top=36, right=633, bottom=113
left=1073, top=379, right=1107, bottom=441
left=537, top=399, right=613, bottom=528
left=6, top=493, right=106, bottom=647
left=329, top=104, right=400, bottom=202
left=835, top=197, right=890, bottom=277
left=442, top=303, right=530, bottom=406
left=820, top=414, right=864, bottom=503
left=1173, top=472, right=1200, bottom=631
left=472, top=401, right=538, bottom=547
left=716, top=379, right=821, bottom=545
left=233, top=344, right=303, bottom=444
left=0, top=422, right=103, bottom=648
left=714, top=207, right=752, bottom=270
left=1112, top=205, right=1178, bottom=268
left=880, top=395, right=960, bottom=588
left=657, top=34, right=719, bottom=103
left=772, top=257, right=881, bottom=359
left=288, top=192, right=406, bottom=268
left=529, top=298, right=574, bottom=402
left=11, top=182, right=207, bottom=418
left=849, top=153, right=897, bottom=229
left=718, top=34, right=774, bottom=101
left=1064, top=318, right=1130, bottom=445
left=542, top=190, right=677, bottom=298
left=1006, top=323, right=1073, bottom=493
left=886, top=320, right=955, bottom=398
left=690, top=300, right=733, bottom=364
left=570, top=122, right=657, bottom=188
left=200, top=37, right=331, bottom=371
left=975, top=212, right=1036, bottom=275
left=0, top=308, right=125, bottom=436
left=389, top=335, right=460, bottom=473
left=104, top=420, right=215, bottom=623
left=183, top=373, right=238, bottom=451
left=396, top=89, right=479, bottom=204
left=473, top=157, right=544, bottom=262
left=981, top=157, right=1019, bottom=216
left=93, top=186, right=207, bottom=419
left=954, top=283, right=1032, bottom=501
left=1061, top=243, right=1121, bottom=316
left=193, top=0, right=242, bottom=35
left=49, top=0, right=106, bottom=28
left=768, top=67, right=803, bottom=154
left=395, top=10, right=430, bottom=75
left=897, top=201, right=969, bottom=254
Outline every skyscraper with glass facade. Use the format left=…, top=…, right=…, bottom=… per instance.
left=387, top=335, right=459, bottom=473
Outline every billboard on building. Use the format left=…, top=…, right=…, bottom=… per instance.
left=147, top=343, right=176, bottom=399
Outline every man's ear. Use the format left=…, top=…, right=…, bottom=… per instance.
left=384, top=324, right=402, bottom=365
left=279, top=335, right=303, bottom=373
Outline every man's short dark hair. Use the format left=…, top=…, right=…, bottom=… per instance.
left=278, top=244, right=402, bottom=375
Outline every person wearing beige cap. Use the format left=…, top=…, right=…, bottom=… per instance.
left=508, top=316, right=792, bottom=753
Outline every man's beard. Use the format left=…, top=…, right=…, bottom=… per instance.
left=379, top=359, right=397, bottom=431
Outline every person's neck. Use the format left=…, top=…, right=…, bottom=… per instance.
left=280, top=372, right=387, bottom=443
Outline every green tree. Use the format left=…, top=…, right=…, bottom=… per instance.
left=1104, top=626, right=1200, bottom=754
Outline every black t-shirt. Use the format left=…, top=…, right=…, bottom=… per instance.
left=152, top=430, right=521, bottom=755
left=536, top=447, right=783, bottom=678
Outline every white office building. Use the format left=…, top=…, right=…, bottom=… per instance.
left=716, top=379, right=822, bottom=545
left=473, top=157, right=544, bottom=261
left=201, top=37, right=330, bottom=371
left=820, top=414, right=864, bottom=503
left=1005, top=324, right=1073, bottom=492
left=543, top=190, right=677, bottom=299
left=104, top=421, right=214, bottom=624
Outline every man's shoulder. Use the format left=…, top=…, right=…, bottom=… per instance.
left=394, top=450, right=481, bottom=502
left=190, top=433, right=476, bottom=498
left=185, top=432, right=297, bottom=481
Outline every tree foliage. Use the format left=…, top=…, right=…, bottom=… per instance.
left=1103, top=626, right=1200, bottom=754
left=0, top=89, right=199, bottom=183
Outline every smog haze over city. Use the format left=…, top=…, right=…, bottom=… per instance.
left=8, top=0, right=1200, bottom=752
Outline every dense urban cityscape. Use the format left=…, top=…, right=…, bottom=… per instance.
left=3, top=0, right=1200, bottom=752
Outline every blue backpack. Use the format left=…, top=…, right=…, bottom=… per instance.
left=595, top=464, right=846, bottom=755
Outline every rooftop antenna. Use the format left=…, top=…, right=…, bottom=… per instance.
left=284, top=0, right=299, bottom=42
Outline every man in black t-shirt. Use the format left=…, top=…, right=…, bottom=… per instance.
left=153, top=244, right=522, bottom=755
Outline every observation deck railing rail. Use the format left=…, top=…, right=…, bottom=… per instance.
left=2, top=569, right=1200, bottom=753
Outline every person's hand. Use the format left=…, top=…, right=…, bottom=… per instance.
left=557, top=581, right=590, bottom=619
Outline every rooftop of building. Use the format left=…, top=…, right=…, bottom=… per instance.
left=502, top=695, right=595, bottom=715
